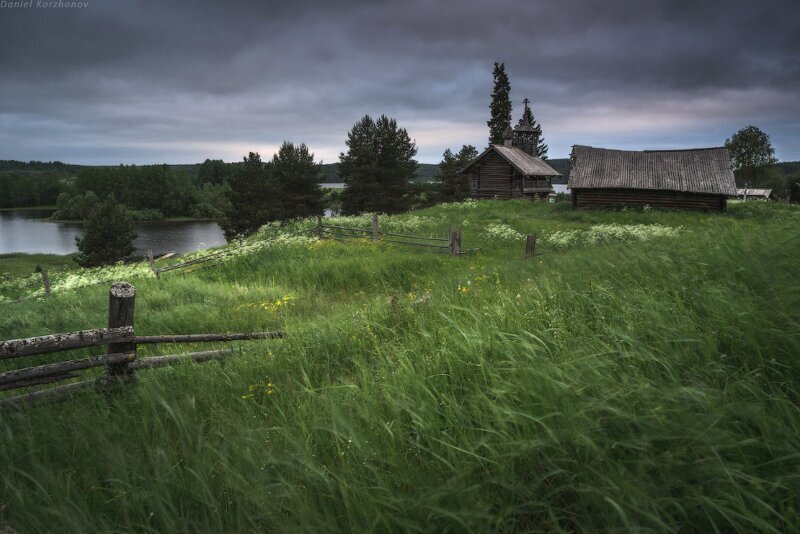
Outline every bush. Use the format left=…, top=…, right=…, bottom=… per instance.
left=126, top=208, right=165, bottom=221
left=544, top=223, right=680, bottom=249
left=189, top=203, right=224, bottom=219
left=74, top=197, right=137, bottom=267
left=480, top=223, right=524, bottom=241
left=51, top=191, right=100, bottom=220
left=322, top=188, right=342, bottom=213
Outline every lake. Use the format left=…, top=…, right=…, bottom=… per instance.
left=0, top=210, right=227, bottom=256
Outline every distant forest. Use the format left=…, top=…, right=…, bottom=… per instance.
left=0, top=160, right=231, bottom=218
left=1, top=158, right=798, bottom=214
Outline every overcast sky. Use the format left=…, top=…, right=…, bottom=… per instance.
left=0, top=0, right=798, bottom=165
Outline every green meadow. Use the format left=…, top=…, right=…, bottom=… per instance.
left=1, top=200, right=798, bottom=532
left=0, top=253, right=77, bottom=280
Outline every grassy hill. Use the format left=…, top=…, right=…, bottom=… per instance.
left=1, top=200, right=798, bottom=531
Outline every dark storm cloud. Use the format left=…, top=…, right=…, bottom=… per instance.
left=0, top=0, right=798, bottom=164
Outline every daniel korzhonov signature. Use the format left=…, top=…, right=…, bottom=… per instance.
left=0, top=1, right=89, bottom=8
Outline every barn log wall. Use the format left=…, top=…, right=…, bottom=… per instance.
left=473, top=152, right=513, bottom=199
left=572, top=188, right=726, bottom=212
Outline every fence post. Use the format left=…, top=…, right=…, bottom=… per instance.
left=449, top=228, right=461, bottom=256
left=148, top=250, right=160, bottom=279
left=40, top=268, right=51, bottom=295
left=107, top=282, right=136, bottom=378
left=372, top=213, right=379, bottom=242
left=317, top=215, right=323, bottom=239
left=525, top=234, right=537, bottom=258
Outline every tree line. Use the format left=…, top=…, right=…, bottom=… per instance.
left=0, top=172, right=62, bottom=208
left=54, top=164, right=231, bottom=221
left=0, top=162, right=233, bottom=218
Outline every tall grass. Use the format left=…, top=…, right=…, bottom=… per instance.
left=1, top=201, right=798, bottom=531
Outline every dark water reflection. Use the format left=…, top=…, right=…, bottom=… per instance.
left=0, top=210, right=226, bottom=256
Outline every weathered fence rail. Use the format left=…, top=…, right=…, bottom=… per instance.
left=0, top=372, right=79, bottom=391
left=0, top=352, right=135, bottom=386
left=0, top=327, right=135, bottom=360
left=129, top=349, right=236, bottom=370
left=323, top=224, right=372, bottom=234
left=0, top=282, right=286, bottom=409
left=136, top=332, right=285, bottom=344
left=382, top=231, right=449, bottom=242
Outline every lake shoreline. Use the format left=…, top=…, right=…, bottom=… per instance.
left=1, top=206, right=222, bottom=224
left=49, top=216, right=222, bottom=224
left=1, top=209, right=227, bottom=256
left=0, top=205, right=57, bottom=212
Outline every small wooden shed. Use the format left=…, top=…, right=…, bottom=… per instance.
left=737, top=188, right=772, bottom=201
left=568, top=146, right=737, bottom=211
left=461, top=134, right=560, bottom=199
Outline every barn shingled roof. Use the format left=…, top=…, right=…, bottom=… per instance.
left=461, top=145, right=560, bottom=177
left=568, top=146, right=736, bottom=196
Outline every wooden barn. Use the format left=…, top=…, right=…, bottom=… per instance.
left=461, top=115, right=560, bottom=199
left=568, top=145, right=737, bottom=211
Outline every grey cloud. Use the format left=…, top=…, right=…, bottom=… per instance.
left=0, top=0, right=798, bottom=164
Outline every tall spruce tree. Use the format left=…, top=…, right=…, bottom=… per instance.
left=220, top=152, right=281, bottom=240
left=518, top=102, right=549, bottom=159
left=272, top=141, right=324, bottom=219
left=74, top=196, right=137, bottom=267
left=487, top=62, right=512, bottom=145
left=198, top=159, right=230, bottom=185
left=438, top=145, right=478, bottom=201
left=339, top=114, right=417, bottom=215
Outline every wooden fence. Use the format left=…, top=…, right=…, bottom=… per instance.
left=149, top=215, right=464, bottom=278
left=0, top=282, right=285, bottom=409
left=319, top=214, right=463, bottom=255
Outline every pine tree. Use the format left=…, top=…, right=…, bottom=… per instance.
left=518, top=104, right=549, bottom=159
left=487, top=62, right=512, bottom=146
left=438, top=145, right=478, bottom=201
left=339, top=114, right=417, bottom=215
left=339, top=115, right=378, bottom=215
left=272, top=142, right=324, bottom=219
left=439, top=148, right=457, bottom=197
left=220, top=152, right=282, bottom=241
left=74, top=196, right=137, bottom=267
left=198, top=159, right=229, bottom=185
